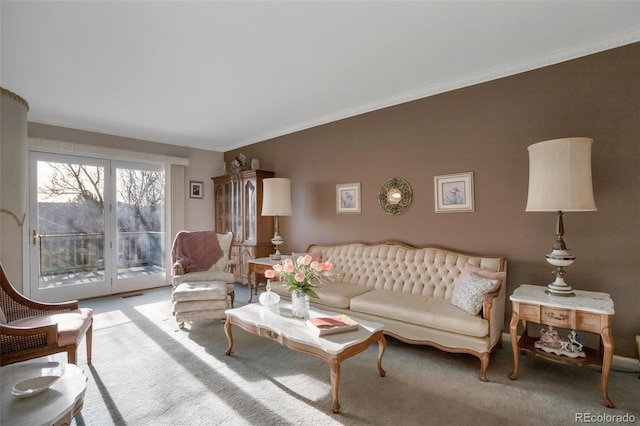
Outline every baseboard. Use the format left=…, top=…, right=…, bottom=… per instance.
left=501, top=332, right=640, bottom=373
left=612, top=355, right=640, bottom=373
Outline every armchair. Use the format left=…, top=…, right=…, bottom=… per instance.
left=0, top=264, right=93, bottom=366
left=171, top=231, right=237, bottom=328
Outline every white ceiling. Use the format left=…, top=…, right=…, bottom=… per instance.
left=2, top=1, right=639, bottom=152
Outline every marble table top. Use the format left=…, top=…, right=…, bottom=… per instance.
left=1, top=359, right=87, bottom=426
left=225, top=301, right=384, bottom=355
left=510, top=284, right=615, bottom=315
left=249, top=257, right=282, bottom=266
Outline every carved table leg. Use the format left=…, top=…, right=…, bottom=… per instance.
left=377, top=335, right=387, bottom=377
left=508, top=310, right=520, bottom=380
left=329, top=356, right=341, bottom=414
left=224, top=317, right=234, bottom=356
left=601, top=325, right=615, bottom=408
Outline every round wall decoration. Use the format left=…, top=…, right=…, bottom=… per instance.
left=378, top=177, right=413, bottom=215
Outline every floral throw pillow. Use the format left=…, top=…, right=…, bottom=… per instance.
left=451, top=262, right=506, bottom=300
left=451, top=272, right=500, bottom=315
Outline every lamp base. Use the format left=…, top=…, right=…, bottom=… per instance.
left=545, top=243, right=576, bottom=297
left=269, top=251, right=282, bottom=261
left=545, top=276, right=575, bottom=297
left=270, top=234, right=284, bottom=261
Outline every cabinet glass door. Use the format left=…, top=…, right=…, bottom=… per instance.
left=214, top=183, right=224, bottom=232
left=244, top=179, right=256, bottom=243
left=225, top=180, right=242, bottom=240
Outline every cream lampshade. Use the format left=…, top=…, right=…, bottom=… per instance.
left=526, top=137, right=597, bottom=296
left=261, top=178, right=292, bottom=260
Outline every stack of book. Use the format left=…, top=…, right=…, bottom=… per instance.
left=306, top=314, right=359, bottom=336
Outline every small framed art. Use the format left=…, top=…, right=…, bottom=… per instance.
left=336, top=182, right=361, bottom=214
left=189, top=181, right=204, bottom=199
left=434, top=172, right=474, bottom=213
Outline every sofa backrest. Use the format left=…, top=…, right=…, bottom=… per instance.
left=307, top=241, right=506, bottom=300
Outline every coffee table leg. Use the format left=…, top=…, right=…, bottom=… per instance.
left=224, top=318, right=234, bottom=356
left=329, top=356, right=341, bottom=414
left=377, top=335, right=387, bottom=377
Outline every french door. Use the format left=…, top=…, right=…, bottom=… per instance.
left=29, top=152, right=167, bottom=302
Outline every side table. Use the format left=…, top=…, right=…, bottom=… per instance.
left=509, top=284, right=615, bottom=408
left=1, top=359, right=87, bottom=425
left=247, top=257, right=280, bottom=302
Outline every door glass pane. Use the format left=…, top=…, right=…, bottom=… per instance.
left=116, top=167, right=165, bottom=278
left=36, top=160, right=105, bottom=288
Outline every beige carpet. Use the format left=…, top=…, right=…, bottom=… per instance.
left=64, top=284, right=639, bottom=426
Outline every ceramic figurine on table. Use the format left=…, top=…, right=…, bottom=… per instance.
left=534, top=326, right=586, bottom=358
left=536, top=326, right=562, bottom=349
left=566, top=330, right=585, bottom=354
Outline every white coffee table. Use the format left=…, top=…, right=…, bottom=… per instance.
left=224, top=302, right=386, bottom=413
left=1, top=359, right=87, bottom=425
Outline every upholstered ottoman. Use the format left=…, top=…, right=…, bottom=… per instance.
left=171, top=281, right=230, bottom=328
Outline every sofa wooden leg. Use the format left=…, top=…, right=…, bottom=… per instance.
left=479, top=353, right=489, bottom=382
left=229, top=291, right=235, bottom=308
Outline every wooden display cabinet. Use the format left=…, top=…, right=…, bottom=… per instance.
left=212, top=170, right=275, bottom=284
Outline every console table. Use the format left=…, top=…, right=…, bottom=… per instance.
left=508, top=284, right=615, bottom=408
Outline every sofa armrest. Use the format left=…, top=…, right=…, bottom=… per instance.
left=482, top=281, right=506, bottom=349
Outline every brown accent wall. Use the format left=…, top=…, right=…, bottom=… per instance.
left=227, top=43, right=640, bottom=357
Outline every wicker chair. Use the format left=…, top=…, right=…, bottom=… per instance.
left=0, top=263, right=93, bottom=366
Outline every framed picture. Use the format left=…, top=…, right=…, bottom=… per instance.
left=434, top=172, right=474, bottom=213
left=189, top=181, right=204, bottom=199
left=336, top=182, right=361, bottom=214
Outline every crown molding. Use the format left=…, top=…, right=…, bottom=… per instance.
left=230, top=30, right=640, bottom=151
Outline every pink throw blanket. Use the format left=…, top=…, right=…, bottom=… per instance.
left=171, top=231, right=224, bottom=274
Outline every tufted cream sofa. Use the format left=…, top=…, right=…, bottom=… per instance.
left=271, top=241, right=507, bottom=381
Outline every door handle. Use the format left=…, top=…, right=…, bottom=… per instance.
left=32, top=229, right=39, bottom=247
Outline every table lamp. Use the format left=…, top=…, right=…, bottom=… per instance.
left=261, top=178, right=292, bottom=260
left=525, top=137, right=597, bottom=296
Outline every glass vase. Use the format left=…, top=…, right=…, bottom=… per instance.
left=291, top=289, right=310, bottom=320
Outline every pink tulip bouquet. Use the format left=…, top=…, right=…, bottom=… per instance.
left=264, top=254, right=335, bottom=298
